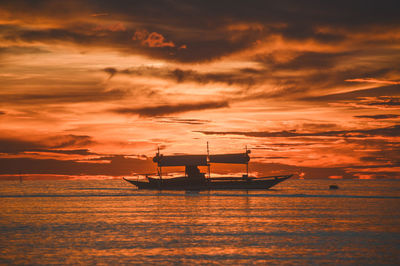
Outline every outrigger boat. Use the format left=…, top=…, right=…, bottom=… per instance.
left=124, top=146, right=292, bottom=190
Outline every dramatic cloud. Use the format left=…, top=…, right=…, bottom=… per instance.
left=196, top=125, right=400, bottom=138
left=133, top=30, right=176, bottom=48
left=0, top=0, right=399, bottom=179
left=155, top=117, right=211, bottom=125
left=1, top=0, right=399, bottom=63
left=354, top=114, right=399, bottom=120
left=346, top=78, right=400, bottom=85
left=112, top=101, right=229, bottom=117
left=302, top=86, right=400, bottom=103
left=102, top=67, right=256, bottom=86
left=0, top=135, right=95, bottom=155
left=362, top=96, right=400, bottom=107
left=0, top=88, right=128, bottom=104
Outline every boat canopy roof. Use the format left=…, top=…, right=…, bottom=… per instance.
left=153, top=153, right=250, bottom=166
left=209, top=153, right=250, bottom=164
left=153, top=154, right=208, bottom=166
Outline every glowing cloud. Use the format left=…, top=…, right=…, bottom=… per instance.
left=133, top=30, right=175, bottom=48
left=329, top=175, right=343, bottom=179
left=345, top=78, right=400, bottom=85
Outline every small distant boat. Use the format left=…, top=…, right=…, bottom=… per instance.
left=124, top=146, right=292, bottom=190
left=329, top=185, right=339, bottom=190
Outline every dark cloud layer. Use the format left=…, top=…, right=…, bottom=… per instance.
left=103, top=67, right=256, bottom=86
left=112, top=101, right=229, bottom=117
left=155, top=117, right=211, bottom=125
left=2, top=0, right=399, bottom=62
left=0, top=135, right=94, bottom=154
left=0, top=88, right=128, bottom=104
left=302, top=86, right=400, bottom=103
left=197, top=125, right=400, bottom=138
left=364, top=96, right=400, bottom=107
left=1, top=0, right=399, bottom=103
left=354, top=114, right=399, bottom=120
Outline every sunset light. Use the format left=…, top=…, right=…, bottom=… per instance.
left=1, top=2, right=400, bottom=266
left=0, top=1, right=399, bottom=180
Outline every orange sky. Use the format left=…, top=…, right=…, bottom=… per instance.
left=0, top=1, right=399, bottom=179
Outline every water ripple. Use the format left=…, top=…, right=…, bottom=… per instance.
left=0, top=193, right=399, bottom=199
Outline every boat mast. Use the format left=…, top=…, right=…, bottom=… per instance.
left=157, top=146, right=162, bottom=180
left=245, top=145, right=249, bottom=177
left=207, top=142, right=211, bottom=180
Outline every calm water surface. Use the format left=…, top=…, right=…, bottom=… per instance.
left=1, top=179, right=399, bottom=265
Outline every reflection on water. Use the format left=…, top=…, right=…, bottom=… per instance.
left=0, top=179, right=399, bottom=265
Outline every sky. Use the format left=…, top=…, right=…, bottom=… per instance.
left=0, top=0, right=399, bottom=180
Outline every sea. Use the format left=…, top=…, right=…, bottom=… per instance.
left=1, top=179, right=399, bottom=265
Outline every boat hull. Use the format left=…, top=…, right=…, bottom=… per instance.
left=123, top=175, right=292, bottom=190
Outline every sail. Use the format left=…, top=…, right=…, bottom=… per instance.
left=153, top=152, right=250, bottom=166
left=209, top=153, right=250, bottom=164
left=153, top=154, right=208, bottom=166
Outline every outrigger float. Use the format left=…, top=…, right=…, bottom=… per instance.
left=124, top=146, right=292, bottom=190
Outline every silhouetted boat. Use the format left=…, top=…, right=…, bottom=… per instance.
left=124, top=147, right=292, bottom=190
